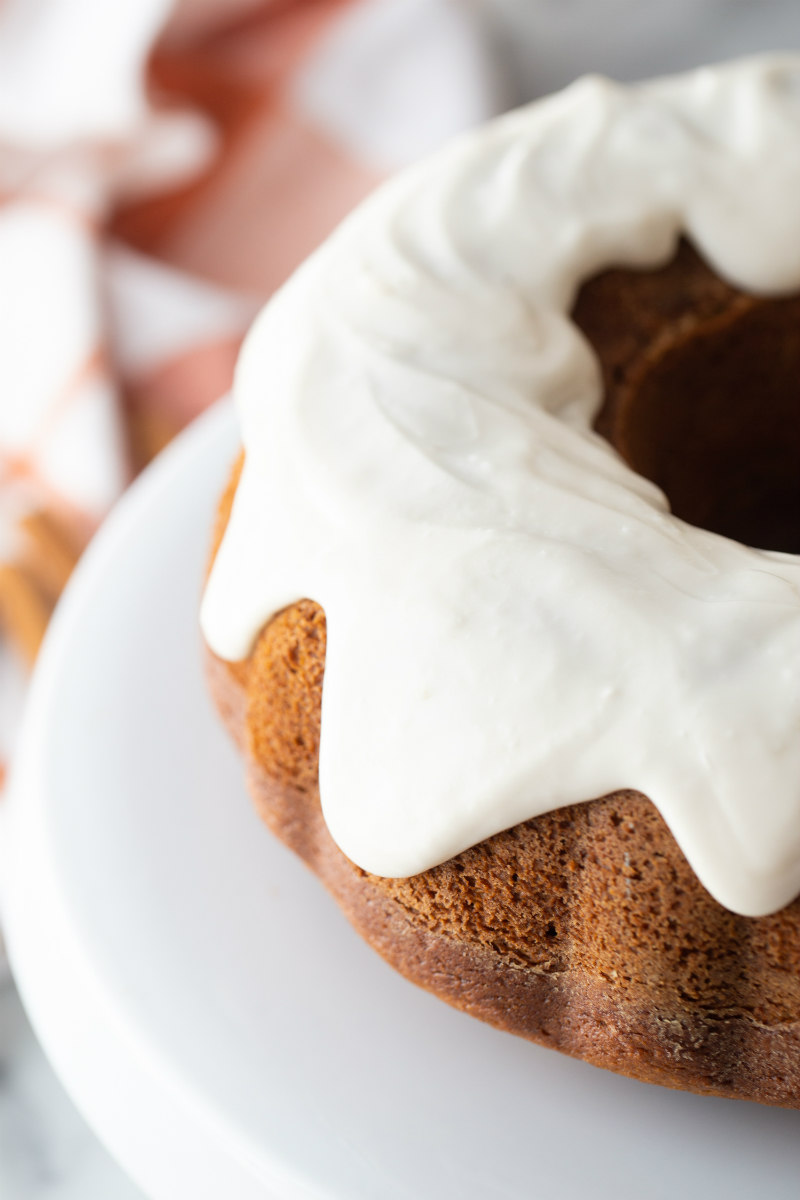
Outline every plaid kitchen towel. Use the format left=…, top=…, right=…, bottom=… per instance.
left=0, top=0, right=503, bottom=781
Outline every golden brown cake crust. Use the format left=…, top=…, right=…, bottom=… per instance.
left=205, top=242, right=800, bottom=1107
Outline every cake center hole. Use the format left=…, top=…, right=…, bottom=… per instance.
left=574, top=244, right=800, bottom=554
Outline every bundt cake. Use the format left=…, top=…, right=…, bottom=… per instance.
left=202, top=58, right=800, bottom=1106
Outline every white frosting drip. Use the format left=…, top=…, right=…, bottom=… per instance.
left=202, top=57, right=800, bottom=918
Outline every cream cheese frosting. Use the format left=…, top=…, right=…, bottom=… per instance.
left=201, top=56, right=800, bottom=918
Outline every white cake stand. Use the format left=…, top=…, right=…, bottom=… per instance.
left=2, top=401, right=799, bottom=1199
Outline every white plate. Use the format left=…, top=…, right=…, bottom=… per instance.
left=2, top=401, right=799, bottom=1199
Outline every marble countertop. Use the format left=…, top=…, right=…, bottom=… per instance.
left=0, top=976, right=142, bottom=1199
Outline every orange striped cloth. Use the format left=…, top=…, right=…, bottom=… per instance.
left=0, top=0, right=500, bottom=777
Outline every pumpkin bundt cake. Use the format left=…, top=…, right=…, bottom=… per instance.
left=202, top=59, right=800, bottom=1106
